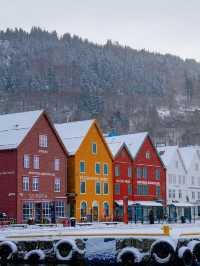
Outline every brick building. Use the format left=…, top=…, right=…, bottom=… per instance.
left=0, top=110, right=68, bottom=223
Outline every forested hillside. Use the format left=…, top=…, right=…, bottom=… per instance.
left=1, top=27, right=200, bottom=145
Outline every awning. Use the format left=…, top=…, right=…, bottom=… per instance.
left=132, top=201, right=163, bottom=207
left=115, top=200, right=162, bottom=207
left=168, top=202, right=194, bottom=207
left=115, top=200, right=135, bottom=206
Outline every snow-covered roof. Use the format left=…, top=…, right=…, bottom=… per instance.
left=157, top=146, right=178, bottom=167
left=106, top=132, right=148, bottom=158
left=0, top=110, right=43, bottom=150
left=169, top=202, right=194, bottom=207
left=115, top=200, right=135, bottom=206
left=55, top=120, right=94, bottom=155
left=179, top=146, right=196, bottom=170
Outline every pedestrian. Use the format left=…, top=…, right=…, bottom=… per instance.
left=149, top=209, right=154, bottom=224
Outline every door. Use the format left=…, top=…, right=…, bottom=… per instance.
left=35, top=203, right=42, bottom=223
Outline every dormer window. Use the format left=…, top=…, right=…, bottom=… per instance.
left=92, top=143, right=97, bottom=154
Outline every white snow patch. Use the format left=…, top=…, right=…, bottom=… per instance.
left=178, top=246, right=191, bottom=259
left=188, top=240, right=200, bottom=251
left=24, top=249, right=45, bottom=261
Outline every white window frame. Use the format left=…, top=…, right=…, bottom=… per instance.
left=103, top=163, right=109, bottom=176
left=92, top=142, right=97, bottom=154
left=39, top=134, right=48, bottom=148
left=80, top=180, right=86, bottom=194
left=23, top=176, right=29, bottom=192
left=54, top=178, right=61, bottom=192
left=32, top=177, right=39, bottom=191
left=54, top=158, right=60, bottom=171
left=23, top=154, right=30, bottom=169
left=95, top=162, right=101, bottom=175
left=33, top=155, right=40, bottom=170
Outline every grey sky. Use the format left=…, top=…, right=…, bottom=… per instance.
left=0, top=0, right=199, bottom=60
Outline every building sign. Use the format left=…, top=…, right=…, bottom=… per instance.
left=80, top=176, right=108, bottom=181
left=22, top=193, right=48, bottom=200
left=0, top=171, right=15, bottom=176
left=137, top=180, right=160, bottom=185
left=38, top=149, right=48, bottom=154
left=29, top=171, right=55, bottom=177
left=116, top=179, right=131, bottom=184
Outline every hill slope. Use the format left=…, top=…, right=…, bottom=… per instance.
left=1, top=27, right=200, bottom=145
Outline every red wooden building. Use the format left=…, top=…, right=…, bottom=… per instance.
left=106, top=132, right=166, bottom=222
left=0, top=110, right=68, bottom=224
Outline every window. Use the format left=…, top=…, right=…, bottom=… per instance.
left=155, top=169, right=161, bottom=180
left=128, top=167, right=132, bottom=178
left=191, top=176, right=195, bottom=185
left=178, top=175, right=182, bottom=185
left=198, top=192, right=200, bottom=200
left=145, top=151, right=151, bottom=159
left=183, top=176, right=186, bottom=185
left=80, top=201, right=87, bottom=218
left=178, top=190, right=182, bottom=199
left=175, top=161, right=178, bottom=168
left=143, top=167, right=148, bottom=179
left=192, top=191, right=195, bottom=200
left=23, top=176, right=29, bottom=191
left=33, top=155, right=40, bottom=169
left=103, top=163, right=108, bottom=176
left=80, top=181, right=86, bottom=194
left=32, top=177, right=39, bottom=191
left=103, top=202, right=109, bottom=217
left=42, top=202, right=51, bottom=219
left=23, top=154, right=30, bottom=169
left=103, top=182, right=109, bottom=194
left=92, top=143, right=97, bottom=154
left=143, top=184, right=148, bottom=195
left=137, top=184, right=143, bottom=195
left=128, top=184, right=132, bottom=195
left=23, top=202, right=34, bottom=221
left=195, top=163, right=199, bottom=171
left=96, top=182, right=101, bottom=195
left=39, top=134, right=48, bottom=148
left=80, top=161, right=85, bottom=173
left=54, top=159, right=60, bottom=171
left=169, top=189, right=172, bottom=199
left=136, top=167, right=142, bottom=178
left=115, top=183, right=120, bottom=195
left=156, top=185, right=160, bottom=197
left=95, top=162, right=100, bottom=175
left=172, top=189, right=176, bottom=199
left=173, top=175, right=176, bottom=185
left=54, top=178, right=61, bottom=192
left=115, top=165, right=120, bottom=177
left=55, top=201, right=65, bottom=217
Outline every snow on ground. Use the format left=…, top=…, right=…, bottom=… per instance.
left=0, top=222, right=200, bottom=241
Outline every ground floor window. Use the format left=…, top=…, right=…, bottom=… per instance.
left=42, top=202, right=51, bottom=218
left=23, top=202, right=34, bottom=221
left=55, top=201, right=65, bottom=217
left=80, top=201, right=87, bottom=218
left=103, top=202, right=109, bottom=217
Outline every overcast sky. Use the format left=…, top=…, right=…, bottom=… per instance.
left=0, top=0, right=199, bottom=61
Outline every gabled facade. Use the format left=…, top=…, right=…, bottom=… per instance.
left=106, top=132, right=166, bottom=222
left=0, top=110, right=68, bottom=224
left=157, top=146, right=187, bottom=205
left=179, top=147, right=200, bottom=205
left=56, top=120, right=113, bottom=222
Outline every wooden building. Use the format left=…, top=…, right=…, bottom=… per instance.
left=55, top=120, right=113, bottom=222
left=106, top=132, right=166, bottom=222
left=0, top=110, right=68, bottom=224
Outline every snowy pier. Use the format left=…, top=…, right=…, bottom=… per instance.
left=1, top=223, right=200, bottom=265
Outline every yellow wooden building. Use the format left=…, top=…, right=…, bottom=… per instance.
left=55, top=120, right=113, bottom=222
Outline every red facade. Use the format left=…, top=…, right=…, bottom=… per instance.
left=0, top=112, right=68, bottom=223
left=113, top=136, right=166, bottom=219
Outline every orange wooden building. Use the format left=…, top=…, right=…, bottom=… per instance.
left=56, top=120, right=113, bottom=222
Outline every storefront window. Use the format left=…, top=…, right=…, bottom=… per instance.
left=55, top=201, right=65, bottom=217
left=23, top=202, right=34, bottom=221
left=103, top=202, right=109, bottom=217
left=80, top=201, right=87, bottom=218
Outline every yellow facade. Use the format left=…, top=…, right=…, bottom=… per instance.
left=67, top=121, right=113, bottom=222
